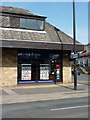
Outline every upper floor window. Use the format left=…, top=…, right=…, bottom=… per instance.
left=86, top=45, right=90, bottom=52
left=20, top=18, right=44, bottom=30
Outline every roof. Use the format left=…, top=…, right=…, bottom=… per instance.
left=0, top=6, right=84, bottom=51
left=0, top=22, right=81, bottom=44
left=0, top=6, right=46, bottom=18
left=80, top=52, right=90, bottom=57
left=1, top=28, right=50, bottom=42
left=85, top=43, right=90, bottom=46
left=45, top=22, right=80, bottom=44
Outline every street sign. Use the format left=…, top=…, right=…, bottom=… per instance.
left=70, top=53, right=78, bottom=59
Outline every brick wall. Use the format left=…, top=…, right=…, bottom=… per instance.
left=1, top=48, right=17, bottom=86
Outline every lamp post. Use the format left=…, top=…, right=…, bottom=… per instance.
left=73, top=0, right=77, bottom=90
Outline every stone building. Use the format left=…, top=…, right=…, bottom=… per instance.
left=0, top=6, right=84, bottom=87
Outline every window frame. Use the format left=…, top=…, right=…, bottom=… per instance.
left=20, top=18, right=45, bottom=31
left=20, top=18, right=27, bottom=28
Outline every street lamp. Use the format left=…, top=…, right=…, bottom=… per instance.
left=73, top=0, right=77, bottom=90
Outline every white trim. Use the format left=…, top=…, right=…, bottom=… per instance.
left=0, top=39, right=82, bottom=45
left=1, top=39, right=48, bottom=43
left=0, top=27, right=46, bottom=33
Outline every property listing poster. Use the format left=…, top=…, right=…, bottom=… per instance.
left=21, top=64, right=31, bottom=80
left=40, top=65, right=49, bottom=80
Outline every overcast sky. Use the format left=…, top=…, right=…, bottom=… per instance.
left=1, top=1, right=88, bottom=44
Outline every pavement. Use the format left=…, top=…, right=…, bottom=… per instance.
left=0, top=82, right=88, bottom=104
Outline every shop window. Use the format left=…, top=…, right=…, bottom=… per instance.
left=18, top=49, right=62, bottom=82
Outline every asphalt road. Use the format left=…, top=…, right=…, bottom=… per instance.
left=2, top=96, right=88, bottom=118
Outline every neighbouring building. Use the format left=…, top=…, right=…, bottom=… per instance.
left=0, top=6, right=84, bottom=87
left=76, top=43, right=90, bottom=74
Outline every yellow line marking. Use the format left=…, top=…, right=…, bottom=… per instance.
left=1, top=95, right=88, bottom=105
left=78, top=81, right=89, bottom=83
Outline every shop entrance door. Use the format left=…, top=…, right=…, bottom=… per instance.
left=32, top=64, right=49, bottom=81
left=31, top=63, right=40, bottom=81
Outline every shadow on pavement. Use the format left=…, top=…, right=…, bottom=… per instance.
left=60, top=85, right=74, bottom=90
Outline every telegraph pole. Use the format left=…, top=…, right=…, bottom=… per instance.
left=73, top=0, right=77, bottom=90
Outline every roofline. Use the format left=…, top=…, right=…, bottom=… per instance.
left=1, top=39, right=84, bottom=52
left=0, top=6, right=47, bottom=19
left=46, top=22, right=81, bottom=44
left=85, top=43, right=90, bottom=46
left=1, top=11, right=47, bottom=19
left=0, top=39, right=83, bottom=45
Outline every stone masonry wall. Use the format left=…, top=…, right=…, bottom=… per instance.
left=1, top=48, right=17, bottom=87
left=0, top=16, right=19, bottom=28
left=62, top=52, right=72, bottom=83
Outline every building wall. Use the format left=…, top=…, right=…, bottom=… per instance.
left=62, top=53, right=72, bottom=83
left=0, top=16, right=19, bottom=28
left=1, top=48, right=17, bottom=86
left=1, top=48, right=72, bottom=87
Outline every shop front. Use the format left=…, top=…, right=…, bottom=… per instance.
left=0, top=6, right=84, bottom=87
left=18, top=49, right=62, bottom=83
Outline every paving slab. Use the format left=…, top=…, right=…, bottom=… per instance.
left=2, top=90, right=9, bottom=96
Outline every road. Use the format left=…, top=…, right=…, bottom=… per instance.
left=2, top=96, right=88, bottom=118
left=1, top=72, right=89, bottom=119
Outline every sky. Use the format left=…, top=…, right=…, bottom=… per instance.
left=1, top=1, right=88, bottom=44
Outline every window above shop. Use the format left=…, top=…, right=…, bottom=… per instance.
left=20, top=18, right=44, bottom=30
left=86, top=45, right=90, bottom=52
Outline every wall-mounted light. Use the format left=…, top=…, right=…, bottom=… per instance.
left=43, top=43, right=47, bottom=46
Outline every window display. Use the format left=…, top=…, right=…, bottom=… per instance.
left=40, top=64, right=49, bottom=80
left=21, top=64, right=31, bottom=80
left=18, top=49, right=62, bottom=82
